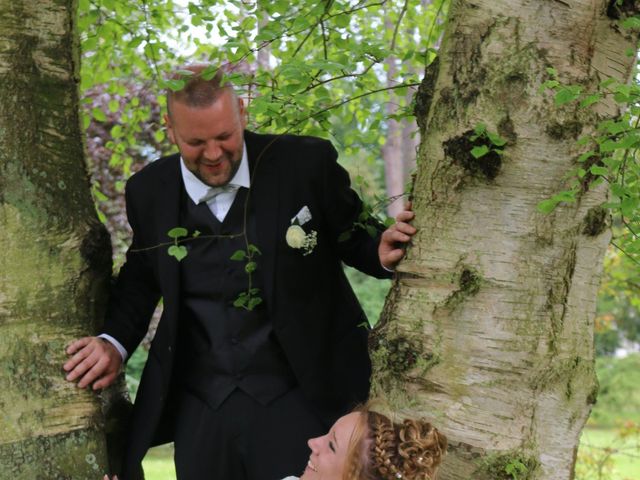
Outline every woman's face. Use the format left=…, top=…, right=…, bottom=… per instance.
left=300, top=412, right=361, bottom=480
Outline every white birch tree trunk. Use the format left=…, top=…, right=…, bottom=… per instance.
left=382, top=52, right=407, bottom=218
left=0, top=0, right=117, bottom=477
left=371, top=1, right=639, bottom=479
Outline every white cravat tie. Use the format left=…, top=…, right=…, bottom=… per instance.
left=199, top=184, right=241, bottom=222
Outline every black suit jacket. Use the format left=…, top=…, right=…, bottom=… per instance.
left=104, top=131, right=392, bottom=476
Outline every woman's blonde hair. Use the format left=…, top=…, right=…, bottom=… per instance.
left=342, top=404, right=447, bottom=480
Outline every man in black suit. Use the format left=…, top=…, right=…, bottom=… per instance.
left=64, top=66, right=416, bottom=480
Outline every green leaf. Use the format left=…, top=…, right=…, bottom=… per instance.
left=617, top=134, right=640, bottom=150
left=578, top=151, right=596, bottom=162
left=471, top=145, right=490, bottom=158
left=167, top=227, right=188, bottom=239
left=546, top=67, right=558, bottom=77
left=590, top=165, right=609, bottom=176
left=366, top=225, right=377, bottom=238
left=247, top=297, right=263, bottom=310
left=621, top=196, right=638, bottom=217
left=333, top=13, right=350, bottom=28
left=108, top=99, right=120, bottom=113
left=554, top=190, right=577, bottom=202
left=165, top=79, right=185, bottom=92
left=247, top=244, right=262, bottom=255
left=201, top=66, right=219, bottom=81
left=604, top=120, right=628, bottom=135
left=580, top=94, right=601, bottom=108
left=537, top=198, right=559, bottom=214
left=473, top=123, right=487, bottom=136
left=92, top=186, right=108, bottom=202
left=539, top=80, right=559, bottom=93
left=576, top=136, right=592, bottom=146
left=110, top=125, right=123, bottom=138
left=600, top=78, right=617, bottom=89
left=230, top=250, right=247, bottom=261
left=555, top=86, right=581, bottom=106
left=168, top=245, right=188, bottom=261
left=154, top=130, right=165, bottom=143
left=92, top=107, right=107, bottom=122
left=600, top=140, right=618, bottom=152
left=614, top=92, right=631, bottom=103
left=622, top=16, right=640, bottom=30
left=358, top=211, right=370, bottom=222
left=402, top=49, right=415, bottom=61
left=338, top=231, right=352, bottom=242
left=245, top=261, right=257, bottom=273
left=193, top=230, right=201, bottom=238
left=611, top=183, right=627, bottom=199
left=486, top=131, right=507, bottom=147
left=233, top=294, right=248, bottom=308
left=128, top=36, right=144, bottom=49
left=505, top=459, right=527, bottom=476
left=83, top=36, right=98, bottom=52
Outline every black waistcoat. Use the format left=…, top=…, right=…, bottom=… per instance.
left=175, top=186, right=296, bottom=409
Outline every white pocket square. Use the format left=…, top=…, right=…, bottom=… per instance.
left=291, top=205, right=312, bottom=225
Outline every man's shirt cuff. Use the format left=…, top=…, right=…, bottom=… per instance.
left=382, top=262, right=395, bottom=273
left=98, top=334, right=128, bottom=362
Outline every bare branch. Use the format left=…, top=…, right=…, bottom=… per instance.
left=390, top=0, right=410, bottom=51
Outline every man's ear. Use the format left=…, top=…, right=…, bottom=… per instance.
left=238, top=97, right=247, bottom=129
left=164, top=113, right=176, bottom=144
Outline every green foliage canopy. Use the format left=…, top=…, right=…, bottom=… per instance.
left=78, top=0, right=447, bottom=155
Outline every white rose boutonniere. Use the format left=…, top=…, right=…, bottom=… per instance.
left=286, top=225, right=306, bottom=249
left=286, top=206, right=317, bottom=256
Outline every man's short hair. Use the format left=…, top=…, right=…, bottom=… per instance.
left=166, top=65, right=231, bottom=118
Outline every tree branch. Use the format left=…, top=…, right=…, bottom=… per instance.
left=299, top=60, right=377, bottom=94
left=257, top=82, right=421, bottom=131
left=390, top=0, right=410, bottom=51
left=611, top=240, right=640, bottom=266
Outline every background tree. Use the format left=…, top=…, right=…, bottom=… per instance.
left=370, top=1, right=640, bottom=479
left=0, top=0, right=122, bottom=477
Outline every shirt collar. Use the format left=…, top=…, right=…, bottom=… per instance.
left=180, top=141, right=250, bottom=204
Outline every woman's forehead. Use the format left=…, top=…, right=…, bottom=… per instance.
left=333, top=412, right=362, bottom=446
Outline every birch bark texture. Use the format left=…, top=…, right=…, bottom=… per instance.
left=371, top=1, right=638, bottom=479
left=0, top=0, right=113, bottom=477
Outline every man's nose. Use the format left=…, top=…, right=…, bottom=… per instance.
left=203, top=140, right=222, bottom=160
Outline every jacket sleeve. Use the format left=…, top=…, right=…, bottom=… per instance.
left=319, top=140, right=392, bottom=280
left=102, top=179, right=161, bottom=356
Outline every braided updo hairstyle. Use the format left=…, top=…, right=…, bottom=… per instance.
left=342, top=405, right=447, bottom=480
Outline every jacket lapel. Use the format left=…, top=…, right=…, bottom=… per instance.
left=155, top=155, right=182, bottom=341
left=245, top=131, right=279, bottom=313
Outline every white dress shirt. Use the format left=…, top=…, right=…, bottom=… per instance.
left=180, top=143, right=251, bottom=222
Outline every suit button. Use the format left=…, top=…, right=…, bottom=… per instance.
left=235, top=373, right=243, bottom=380
left=167, top=346, right=172, bottom=353
left=231, top=337, right=238, bottom=345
